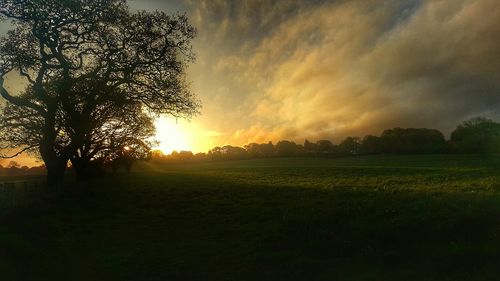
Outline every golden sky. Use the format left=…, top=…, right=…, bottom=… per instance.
left=143, top=0, right=500, bottom=151
left=2, top=0, right=500, bottom=165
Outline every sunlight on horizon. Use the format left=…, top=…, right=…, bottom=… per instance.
left=154, top=116, right=220, bottom=155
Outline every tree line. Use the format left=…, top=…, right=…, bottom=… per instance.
left=0, top=161, right=45, bottom=176
left=153, top=117, right=500, bottom=162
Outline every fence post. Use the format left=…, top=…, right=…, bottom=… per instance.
left=0, top=183, right=4, bottom=208
left=4, top=183, right=15, bottom=208
left=34, top=181, right=39, bottom=194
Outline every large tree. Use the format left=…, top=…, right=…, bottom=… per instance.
left=0, top=85, right=157, bottom=181
left=0, top=0, right=199, bottom=185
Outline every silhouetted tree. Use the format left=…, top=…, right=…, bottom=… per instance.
left=380, top=128, right=446, bottom=154
left=450, top=117, right=500, bottom=153
left=150, top=150, right=166, bottom=160
left=338, top=137, right=361, bottom=155
left=111, top=145, right=150, bottom=173
left=244, top=142, right=276, bottom=158
left=261, top=142, right=276, bottom=157
left=194, top=152, right=207, bottom=161
left=316, top=140, right=335, bottom=154
left=360, top=135, right=383, bottom=154
left=207, top=145, right=248, bottom=160
left=207, top=146, right=223, bottom=160
left=303, top=139, right=316, bottom=153
left=170, top=151, right=194, bottom=161
left=275, top=140, right=299, bottom=157
left=1, top=93, right=157, bottom=180
left=0, top=0, right=198, bottom=185
left=7, top=160, right=19, bottom=168
left=221, top=145, right=247, bottom=160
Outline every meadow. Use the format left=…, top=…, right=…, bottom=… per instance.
left=2, top=154, right=500, bottom=280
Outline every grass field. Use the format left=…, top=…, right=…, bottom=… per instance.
left=2, top=154, right=500, bottom=280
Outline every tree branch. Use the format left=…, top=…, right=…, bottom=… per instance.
left=0, top=75, right=47, bottom=112
left=0, top=146, right=36, bottom=159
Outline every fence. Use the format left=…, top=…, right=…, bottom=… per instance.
left=0, top=180, right=49, bottom=210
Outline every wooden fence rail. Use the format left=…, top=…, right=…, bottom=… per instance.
left=0, top=180, right=47, bottom=210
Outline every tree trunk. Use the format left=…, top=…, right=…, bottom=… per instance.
left=40, top=104, right=68, bottom=187
left=71, top=158, right=89, bottom=182
left=40, top=141, right=67, bottom=187
left=45, top=159, right=67, bottom=187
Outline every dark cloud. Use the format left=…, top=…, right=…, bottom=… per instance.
left=180, top=0, right=500, bottom=145
left=2, top=0, right=500, bottom=159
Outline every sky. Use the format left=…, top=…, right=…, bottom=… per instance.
left=135, top=0, right=500, bottom=150
left=2, top=0, right=500, bottom=164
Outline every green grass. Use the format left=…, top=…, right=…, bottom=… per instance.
left=2, top=155, right=500, bottom=280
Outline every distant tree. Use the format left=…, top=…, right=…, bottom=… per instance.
left=150, top=150, right=166, bottom=160
left=244, top=143, right=261, bottom=158
left=303, top=140, right=317, bottom=153
left=169, top=151, right=194, bottom=161
left=275, top=140, right=299, bottom=157
left=260, top=142, right=276, bottom=157
left=207, top=145, right=248, bottom=160
left=316, top=140, right=335, bottom=154
left=7, top=160, right=20, bottom=168
left=244, top=142, right=275, bottom=158
left=450, top=117, right=500, bottom=153
left=339, top=137, right=361, bottom=155
left=221, top=145, right=247, bottom=160
left=194, top=152, right=207, bottom=161
left=207, top=146, right=223, bottom=160
left=379, top=128, right=446, bottom=154
left=0, top=0, right=198, bottom=185
left=360, top=135, right=383, bottom=154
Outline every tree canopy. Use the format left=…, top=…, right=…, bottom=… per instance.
left=450, top=117, right=500, bottom=153
left=0, top=0, right=199, bottom=184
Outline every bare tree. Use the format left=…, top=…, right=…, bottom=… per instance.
left=0, top=0, right=199, bottom=185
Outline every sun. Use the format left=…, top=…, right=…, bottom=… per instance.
left=153, top=116, right=221, bottom=155
left=154, top=117, right=192, bottom=154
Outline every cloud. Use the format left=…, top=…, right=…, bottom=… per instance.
left=3, top=0, right=499, bottom=158
left=185, top=0, right=500, bottom=145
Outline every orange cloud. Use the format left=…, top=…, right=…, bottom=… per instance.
left=187, top=0, right=500, bottom=146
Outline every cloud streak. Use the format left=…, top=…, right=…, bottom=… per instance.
left=3, top=0, right=499, bottom=163
left=184, top=0, right=500, bottom=146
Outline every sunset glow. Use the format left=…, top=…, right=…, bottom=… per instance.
left=2, top=1, right=500, bottom=278
left=2, top=0, right=500, bottom=166
left=154, top=117, right=192, bottom=154
left=154, top=116, right=220, bottom=155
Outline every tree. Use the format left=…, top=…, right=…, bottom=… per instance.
left=316, top=140, right=335, bottom=154
left=0, top=0, right=199, bottom=185
left=360, top=135, right=383, bottom=154
left=244, top=142, right=275, bottom=158
left=7, top=160, right=19, bottom=168
left=303, top=139, right=317, bottom=154
left=380, top=128, right=446, bottom=154
left=450, top=117, right=500, bottom=153
left=1, top=89, right=158, bottom=180
left=338, top=137, right=361, bottom=155
left=275, top=140, right=299, bottom=157
left=221, top=145, right=247, bottom=160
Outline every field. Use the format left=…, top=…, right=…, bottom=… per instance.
left=2, top=154, right=500, bottom=280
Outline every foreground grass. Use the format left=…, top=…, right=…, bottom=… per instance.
left=2, top=155, right=500, bottom=280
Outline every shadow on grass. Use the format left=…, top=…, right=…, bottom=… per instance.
left=2, top=171, right=500, bottom=281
